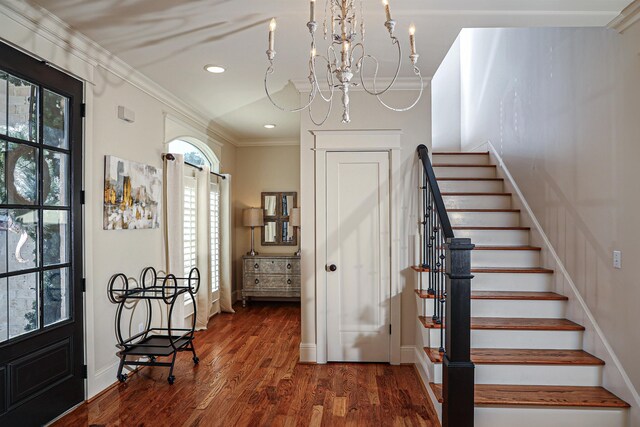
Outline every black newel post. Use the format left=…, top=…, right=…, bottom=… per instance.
left=443, top=237, right=475, bottom=427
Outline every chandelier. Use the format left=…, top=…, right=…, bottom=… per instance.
left=264, top=0, right=424, bottom=125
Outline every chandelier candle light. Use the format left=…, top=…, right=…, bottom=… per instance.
left=264, top=0, right=424, bottom=125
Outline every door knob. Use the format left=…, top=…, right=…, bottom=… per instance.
left=328, top=264, right=337, bottom=272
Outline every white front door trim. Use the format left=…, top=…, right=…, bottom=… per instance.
left=312, top=129, right=402, bottom=365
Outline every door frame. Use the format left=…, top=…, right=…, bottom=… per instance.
left=312, top=130, right=401, bottom=365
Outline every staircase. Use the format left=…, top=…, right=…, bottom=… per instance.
left=416, top=151, right=630, bottom=427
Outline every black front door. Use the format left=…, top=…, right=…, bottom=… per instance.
left=0, top=42, right=84, bottom=426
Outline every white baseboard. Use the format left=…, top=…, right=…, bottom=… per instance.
left=481, top=140, right=640, bottom=422
left=88, top=360, right=120, bottom=399
left=400, top=345, right=416, bottom=363
left=299, top=343, right=317, bottom=363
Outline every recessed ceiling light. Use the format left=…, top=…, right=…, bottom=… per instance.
left=264, top=124, right=276, bottom=129
left=204, top=65, right=225, bottom=74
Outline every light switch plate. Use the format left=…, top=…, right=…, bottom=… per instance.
left=613, top=251, right=622, bottom=269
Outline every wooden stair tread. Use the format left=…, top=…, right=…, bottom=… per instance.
left=415, top=290, right=567, bottom=301
left=447, top=208, right=520, bottom=212
left=452, top=226, right=530, bottom=230
left=424, top=348, right=604, bottom=365
left=441, top=192, right=511, bottom=196
left=411, top=265, right=553, bottom=274
left=437, top=178, right=503, bottom=181
left=429, top=383, right=630, bottom=408
left=473, top=245, right=541, bottom=251
left=433, top=152, right=489, bottom=155
left=419, top=316, right=585, bottom=331
left=433, top=164, right=496, bottom=167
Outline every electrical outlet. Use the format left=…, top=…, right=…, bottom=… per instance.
left=613, top=251, right=622, bottom=269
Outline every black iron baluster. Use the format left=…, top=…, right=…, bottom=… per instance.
left=416, top=144, right=474, bottom=427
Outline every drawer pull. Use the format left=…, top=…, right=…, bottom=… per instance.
left=287, top=264, right=292, bottom=270
left=287, top=279, right=292, bottom=285
left=255, top=279, right=260, bottom=284
left=254, top=263, right=259, bottom=269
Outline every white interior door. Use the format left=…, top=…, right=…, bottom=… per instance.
left=326, top=151, right=391, bottom=362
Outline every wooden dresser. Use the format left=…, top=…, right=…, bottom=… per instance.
left=242, top=254, right=301, bottom=306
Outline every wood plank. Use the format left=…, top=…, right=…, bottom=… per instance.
left=442, top=192, right=511, bottom=196
left=473, top=245, right=541, bottom=251
left=447, top=209, right=520, bottom=212
left=414, top=290, right=567, bottom=301
left=433, top=164, right=496, bottom=167
left=412, top=266, right=553, bottom=274
left=419, top=316, right=585, bottom=331
left=437, top=178, right=503, bottom=181
left=452, top=226, right=529, bottom=230
left=430, top=383, right=630, bottom=408
left=424, top=348, right=604, bottom=365
left=52, top=303, right=440, bottom=427
left=433, top=152, right=489, bottom=155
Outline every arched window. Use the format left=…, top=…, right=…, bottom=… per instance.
left=167, top=138, right=222, bottom=316
left=168, top=138, right=220, bottom=173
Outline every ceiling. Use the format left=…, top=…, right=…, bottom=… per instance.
left=29, top=0, right=631, bottom=143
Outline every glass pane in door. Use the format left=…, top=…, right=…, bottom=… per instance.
left=0, top=72, right=6, bottom=135
left=44, top=267, right=69, bottom=326
left=7, top=209, right=38, bottom=272
left=8, top=272, right=38, bottom=339
left=7, top=75, right=38, bottom=142
left=7, top=142, right=38, bottom=205
left=44, top=150, right=69, bottom=206
left=0, top=277, right=7, bottom=342
left=43, top=89, right=68, bottom=149
left=43, top=210, right=69, bottom=266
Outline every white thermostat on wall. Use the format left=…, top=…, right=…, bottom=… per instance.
left=117, top=105, right=135, bottom=123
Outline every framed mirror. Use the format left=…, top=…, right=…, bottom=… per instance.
left=261, top=191, right=297, bottom=246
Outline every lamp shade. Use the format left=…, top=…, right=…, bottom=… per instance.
left=243, top=208, right=264, bottom=227
left=290, top=208, right=301, bottom=227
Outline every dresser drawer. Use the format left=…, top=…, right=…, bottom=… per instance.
left=243, top=274, right=300, bottom=289
left=244, top=258, right=299, bottom=275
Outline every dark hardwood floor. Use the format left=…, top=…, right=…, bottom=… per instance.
left=54, top=302, right=439, bottom=427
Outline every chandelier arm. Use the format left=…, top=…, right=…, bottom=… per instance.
left=374, top=67, right=424, bottom=112
left=308, top=89, right=334, bottom=126
left=264, top=65, right=316, bottom=113
left=311, top=54, right=335, bottom=103
left=357, top=37, right=402, bottom=96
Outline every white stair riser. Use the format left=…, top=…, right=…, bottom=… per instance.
left=444, top=194, right=512, bottom=210
left=432, top=364, right=602, bottom=386
left=449, top=211, right=520, bottom=227
left=422, top=328, right=583, bottom=350
left=438, top=180, right=504, bottom=193
left=433, top=166, right=497, bottom=178
left=454, top=229, right=530, bottom=246
left=420, top=297, right=566, bottom=319
left=432, top=154, right=491, bottom=165
left=475, top=407, right=628, bottom=427
left=472, top=250, right=540, bottom=268
left=471, top=272, right=553, bottom=292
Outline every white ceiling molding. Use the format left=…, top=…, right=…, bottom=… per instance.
left=0, top=0, right=239, bottom=147
left=235, top=138, right=300, bottom=147
left=290, top=76, right=430, bottom=93
left=608, top=0, right=640, bottom=33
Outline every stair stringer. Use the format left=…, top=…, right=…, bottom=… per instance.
left=471, top=140, right=640, bottom=426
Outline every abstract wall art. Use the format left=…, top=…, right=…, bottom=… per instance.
left=103, top=155, right=162, bottom=230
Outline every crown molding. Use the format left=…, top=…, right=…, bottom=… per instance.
left=290, top=76, right=430, bottom=93
left=0, top=0, right=239, bottom=146
left=608, top=0, right=640, bottom=33
left=235, top=138, right=300, bottom=147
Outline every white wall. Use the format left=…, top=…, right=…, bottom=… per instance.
left=299, top=88, right=430, bottom=361
left=459, top=25, right=640, bottom=419
left=0, top=2, right=237, bottom=399
left=432, top=37, right=462, bottom=152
